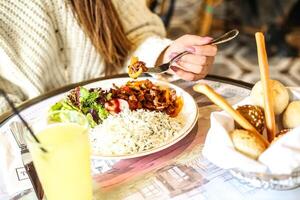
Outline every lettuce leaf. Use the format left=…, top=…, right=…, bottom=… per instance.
left=49, top=86, right=110, bottom=126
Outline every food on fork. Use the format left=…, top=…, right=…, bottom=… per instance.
left=250, top=80, right=289, bottom=115
left=235, top=105, right=265, bottom=134
left=230, top=129, right=267, bottom=160
left=128, top=56, right=148, bottom=79
left=283, top=101, right=300, bottom=129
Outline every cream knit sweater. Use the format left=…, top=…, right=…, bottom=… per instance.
left=0, top=0, right=171, bottom=114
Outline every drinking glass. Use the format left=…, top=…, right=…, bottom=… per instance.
left=25, top=110, right=93, bottom=200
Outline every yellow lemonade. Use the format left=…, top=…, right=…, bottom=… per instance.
left=27, top=123, right=93, bottom=200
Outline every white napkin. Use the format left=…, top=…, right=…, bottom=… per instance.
left=259, top=127, right=300, bottom=174
left=203, top=87, right=300, bottom=175
left=0, top=127, right=32, bottom=197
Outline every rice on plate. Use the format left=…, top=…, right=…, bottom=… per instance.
left=90, top=108, right=184, bottom=156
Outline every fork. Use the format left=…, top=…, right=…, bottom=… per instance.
left=146, top=29, right=239, bottom=74
left=10, top=121, right=28, bottom=153
left=10, top=121, right=44, bottom=200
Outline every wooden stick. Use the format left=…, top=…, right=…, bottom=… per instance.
left=255, top=32, right=276, bottom=142
left=193, top=84, right=269, bottom=147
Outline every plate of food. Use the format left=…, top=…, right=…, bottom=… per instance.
left=49, top=77, right=198, bottom=159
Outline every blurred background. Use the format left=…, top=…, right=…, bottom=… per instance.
left=149, top=0, right=300, bottom=86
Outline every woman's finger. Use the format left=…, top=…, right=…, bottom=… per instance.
left=170, top=66, right=208, bottom=81
left=179, top=54, right=207, bottom=65
left=176, top=60, right=205, bottom=74
left=177, top=56, right=214, bottom=73
left=200, top=64, right=211, bottom=76
left=206, top=56, right=215, bottom=66
left=191, top=45, right=217, bottom=56
left=178, top=35, right=213, bottom=46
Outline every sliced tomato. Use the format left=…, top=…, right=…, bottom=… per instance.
left=104, top=99, right=129, bottom=114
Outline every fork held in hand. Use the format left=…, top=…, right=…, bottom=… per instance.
left=147, top=29, right=239, bottom=74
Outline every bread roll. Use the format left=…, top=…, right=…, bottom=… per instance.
left=231, top=129, right=267, bottom=160
left=236, top=105, right=265, bottom=134
left=283, top=101, right=300, bottom=128
left=250, top=80, right=289, bottom=115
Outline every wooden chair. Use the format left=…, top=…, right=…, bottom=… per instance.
left=198, top=0, right=223, bottom=36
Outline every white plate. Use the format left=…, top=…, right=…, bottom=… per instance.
left=84, top=77, right=198, bottom=159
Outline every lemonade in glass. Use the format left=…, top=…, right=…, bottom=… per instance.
left=26, top=110, right=93, bottom=200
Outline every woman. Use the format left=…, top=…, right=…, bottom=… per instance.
left=0, top=0, right=217, bottom=114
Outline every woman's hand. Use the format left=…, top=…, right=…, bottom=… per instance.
left=160, top=35, right=217, bottom=81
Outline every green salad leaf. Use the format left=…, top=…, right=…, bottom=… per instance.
left=49, top=86, right=110, bottom=127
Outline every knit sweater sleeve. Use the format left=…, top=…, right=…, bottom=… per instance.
left=0, top=37, right=23, bottom=114
left=0, top=0, right=65, bottom=115
left=113, top=0, right=173, bottom=68
left=0, top=74, right=24, bottom=115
